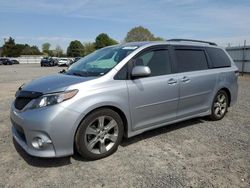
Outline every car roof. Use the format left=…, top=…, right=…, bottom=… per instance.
left=119, top=40, right=221, bottom=49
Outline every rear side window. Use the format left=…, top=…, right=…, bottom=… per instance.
left=175, top=49, right=208, bottom=72
left=206, top=48, right=231, bottom=68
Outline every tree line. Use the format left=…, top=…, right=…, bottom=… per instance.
left=1, top=37, right=42, bottom=57
left=1, top=26, right=164, bottom=57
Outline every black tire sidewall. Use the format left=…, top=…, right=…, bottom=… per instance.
left=75, top=108, right=124, bottom=160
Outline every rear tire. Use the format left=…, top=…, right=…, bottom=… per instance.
left=209, top=90, right=229, bottom=121
left=75, top=108, right=124, bottom=160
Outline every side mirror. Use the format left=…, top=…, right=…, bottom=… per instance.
left=131, top=66, right=151, bottom=78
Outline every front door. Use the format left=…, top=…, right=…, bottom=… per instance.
left=127, top=46, right=179, bottom=130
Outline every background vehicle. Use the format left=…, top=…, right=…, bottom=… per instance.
left=51, top=57, right=58, bottom=66
left=73, top=57, right=81, bottom=64
left=0, top=58, right=13, bottom=65
left=10, top=59, right=20, bottom=64
left=66, top=57, right=81, bottom=67
left=40, top=57, right=57, bottom=67
left=57, top=58, right=71, bottom=66
left=11, top=40, right=238, bottom=160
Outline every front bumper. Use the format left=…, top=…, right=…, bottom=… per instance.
left=10, top=103, right=84, bottom=158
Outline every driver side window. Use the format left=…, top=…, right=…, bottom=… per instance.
left=133, top=49, right=172, bottom=77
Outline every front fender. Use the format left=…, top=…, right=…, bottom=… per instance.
left=64, top=80, right=132, bottom=145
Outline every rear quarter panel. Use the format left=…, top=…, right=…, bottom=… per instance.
left=212, top=66, right=238, bottom=107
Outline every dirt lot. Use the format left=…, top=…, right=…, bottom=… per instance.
left=0, top=64, right=249, bottom=188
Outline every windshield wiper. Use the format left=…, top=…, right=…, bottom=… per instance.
left=59, top=69, right=66, bottom=73
left=67, top=70, right=105, bottom=77
left=72, top=72, right=87, bottom=77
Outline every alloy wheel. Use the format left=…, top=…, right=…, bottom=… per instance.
left=84, top=116, right=119, bottom=154
left=213, top=93, right=227, bottom=118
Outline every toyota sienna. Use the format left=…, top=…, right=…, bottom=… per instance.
left=10, top=39, right=238, bottom=160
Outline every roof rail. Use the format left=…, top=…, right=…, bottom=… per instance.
left=167, top=39, right=217, bottom=46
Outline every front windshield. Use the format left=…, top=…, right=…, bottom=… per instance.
left=66, top=45, right=138, bottom=77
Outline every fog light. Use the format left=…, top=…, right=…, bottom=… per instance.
left=32, top=137, right=52, bottom=149
left=32, top=137, right=44, bottom=149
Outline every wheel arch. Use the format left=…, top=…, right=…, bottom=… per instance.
left=218, top=87, right=231, bottom=107
left=73, top=105, right=129, bottom=147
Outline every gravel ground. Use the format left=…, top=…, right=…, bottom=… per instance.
left=0, top=64, right=249, bottom=188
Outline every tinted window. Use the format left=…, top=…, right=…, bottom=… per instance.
left=114, top=64, right=128, bottom=80
left=133, top=49, right=171, bottom=77
left=206, top=48, right=231, bottom=68
left=175, top=49, right=208, bottom=72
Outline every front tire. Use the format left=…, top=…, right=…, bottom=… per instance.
left=75, top=108, right=124, bottom=160
left=209, top=90, right=229, bottom=120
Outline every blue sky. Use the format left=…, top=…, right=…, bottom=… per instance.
left=0, top=0, right=250, bottom=51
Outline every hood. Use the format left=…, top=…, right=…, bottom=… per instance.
left=21, top=74, right=96, bottom=93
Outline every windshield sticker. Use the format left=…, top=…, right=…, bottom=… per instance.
left=122, top=46, right=138, bottom=50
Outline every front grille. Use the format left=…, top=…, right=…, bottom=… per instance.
left=11, top=119, right=27, bottom=143
left=14, top=90, right=43, bottom=110
left=14, top=97, right=32, bottom=110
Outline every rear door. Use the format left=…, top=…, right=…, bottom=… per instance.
left=126, top=46, right=179, bottom=130
left=173, top=46, right=217, bottom=118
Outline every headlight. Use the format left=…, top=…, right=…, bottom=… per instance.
left=26, top=89, right=78, bottom=110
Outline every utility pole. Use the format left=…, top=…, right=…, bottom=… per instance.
left=241, top=40, right=246, bottom=76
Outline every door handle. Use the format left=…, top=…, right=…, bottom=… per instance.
left=168, top=78, right=178, bottom=85
left=181, top=76, right=190, bottom=83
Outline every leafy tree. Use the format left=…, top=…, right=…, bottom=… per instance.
left=42, top=42, right=51, bottom=54
left=67, top=40, right=85, bottom=57
left=2, top=37, right=42, bottom=57
left=154, top=37, right=165, bottom=41
left=21, top=45, right=42, bottom=55
left=2, top=37, right=16, bottom=57
left=0, top=47, right=2, bottom=57
left=84, top=42, right=96, bottom=55
left=14, top=44, right=26, bottom=56
left=95, top=33, right=118, bottom=49
left=30, top=46, right=42, bottom=55
left=55, top=45, right=63, bottom=57
left=124, top=26, right=164, bottom=42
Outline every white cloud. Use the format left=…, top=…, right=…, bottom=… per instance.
left=0, top=0, right=91, bottom=14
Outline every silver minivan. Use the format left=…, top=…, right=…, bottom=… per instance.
left=11, top=39, right=238, bottom=160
